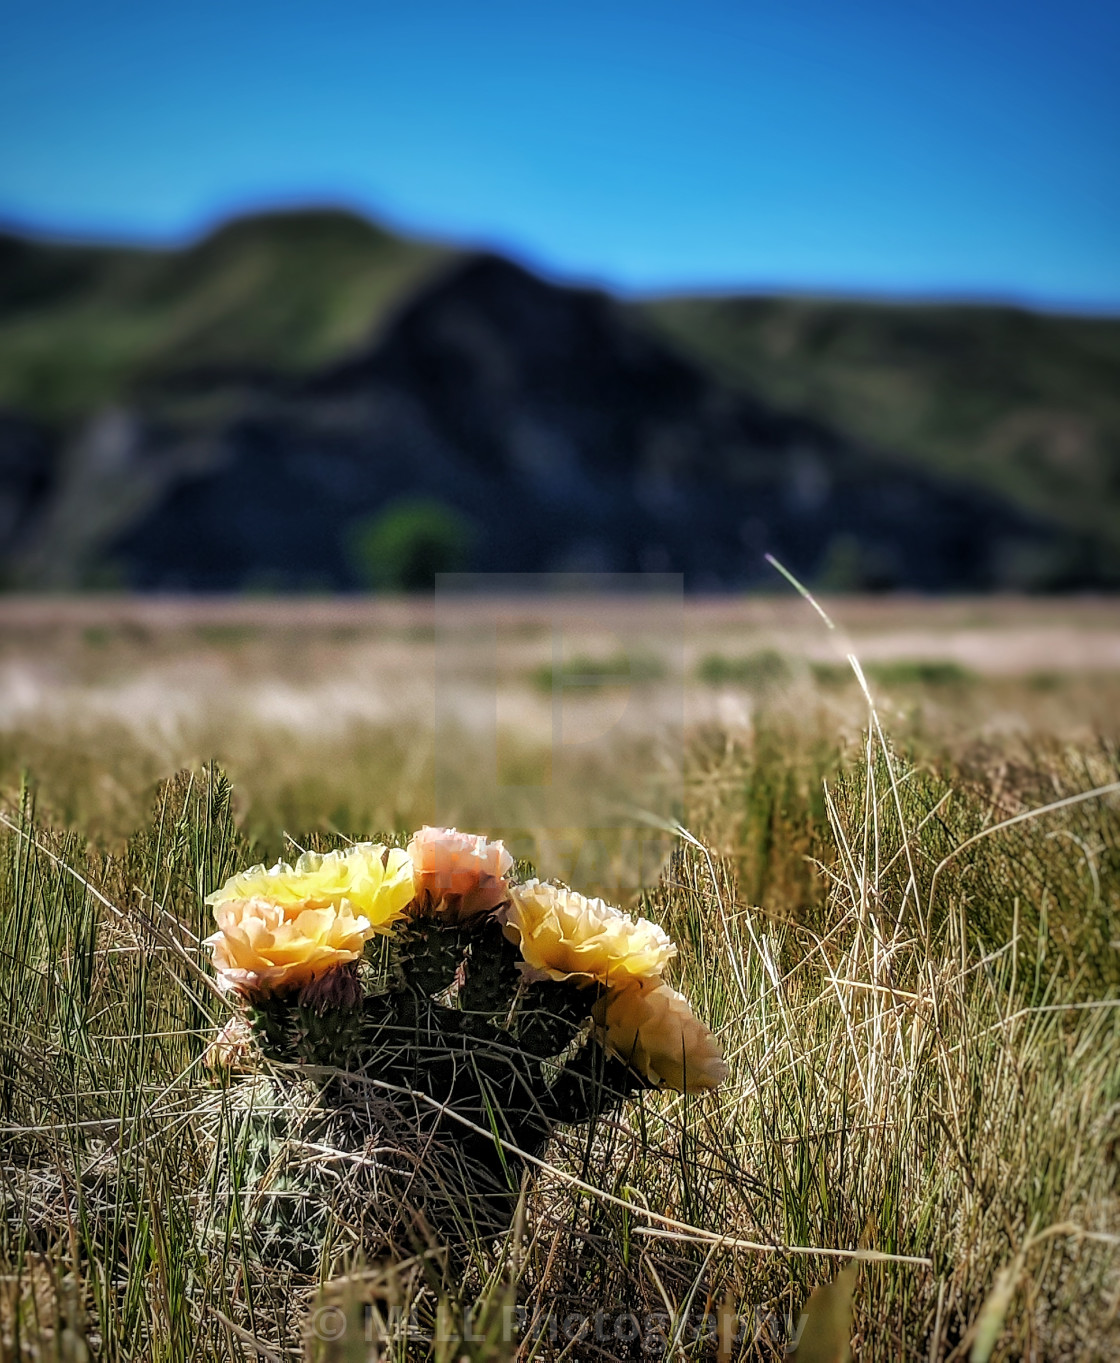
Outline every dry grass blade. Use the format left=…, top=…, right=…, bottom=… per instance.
left=788, top=1264, right=856, bottom=1363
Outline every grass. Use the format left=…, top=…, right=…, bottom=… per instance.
left=1, top=632, right=1118, bottom=1358
left=814, top=660, right=979, bottom=688
left=697, top=651, right=979, bottom=691
left=530, top=652, right=667, bottom=693
left=696, top=650, right=792, bottom=691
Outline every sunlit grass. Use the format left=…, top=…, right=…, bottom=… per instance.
left=0, top=615, right=1118, bottom=1359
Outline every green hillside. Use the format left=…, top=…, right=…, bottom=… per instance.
left=642, top=294, right=1120, bottom=556
left=2, top=209, right=1119, bottom=571
left=0, top=209, right=452, bottom=423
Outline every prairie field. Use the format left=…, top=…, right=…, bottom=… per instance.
left=1, top=593, right=1118, bottom=1361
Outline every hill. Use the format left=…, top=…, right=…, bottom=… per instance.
left=642, top=294, right=1120, bottom=570
left=3, top=251, right=1065, bottom=592
left=1, top=209, right=1118, bottom=590
left=0, top=209, right=451, bottom=422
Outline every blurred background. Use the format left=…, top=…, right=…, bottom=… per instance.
left=3, top=0, right=1119, bottom=595
left=1, top=0, right=1118, bottom=850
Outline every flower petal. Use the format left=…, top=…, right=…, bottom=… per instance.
left=594, top=978, right=728, bottom=1093
left=499, top=880, right=676, bottom=986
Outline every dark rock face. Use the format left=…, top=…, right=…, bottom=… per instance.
left=0, top=411, right=57, bottom=567
left=4, top=254, right=1060, bottom=590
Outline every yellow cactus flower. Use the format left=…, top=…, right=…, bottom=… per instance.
left=207, top=843, right=414, bottom=923
left=407, top=825, right=514, bottom=919
left=500, top=879, right=676, bottom=986
left=204, top=843, right=414, bottom=995
left=594, top=978, right=728, bottom=1092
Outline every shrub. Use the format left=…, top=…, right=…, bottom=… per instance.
left=348, top=498, right=475, bottom=591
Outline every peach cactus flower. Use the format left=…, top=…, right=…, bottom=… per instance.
left=204, top=1015, right=255, bottom=1075
left=594, top=977, right=728, bottom=1093
left=406, top=825, right=514, bottom=919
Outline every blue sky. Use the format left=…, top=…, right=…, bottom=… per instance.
left=2, top=0, right=1118, bottom=307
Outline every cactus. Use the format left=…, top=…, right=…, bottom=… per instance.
left=515, top=978, right=599, bottom=1058
left=541, top=1037, right=647, bottom=1125
left=201, top=831, right=723, bottom=1265
left=245, top=995, right=292, bottom=1059
left=392, top=918, right=469, bottom=997
left=289, top=964, right=365, bottom=1068
left=458, top=919, right=522, bottom=1018
left=226, top=935, right=635, bottom=1258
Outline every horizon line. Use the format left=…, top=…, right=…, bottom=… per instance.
left=3, top=195, right=1119, bottom=321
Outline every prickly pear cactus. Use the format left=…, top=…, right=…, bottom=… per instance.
left=458, top=919, right=522, bottom=1017
left=515, top=978, right=598, bottom=1057
left=392, top=918, right=470, bottom=997
left=202, top=826, right=727, bottom=1266
left=244, top=997, right=290, bottom=1058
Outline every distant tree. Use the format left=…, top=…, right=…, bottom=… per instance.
left=815, top=534, right=898, bottom=593
left=348, top=499, right=476, bottom=591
